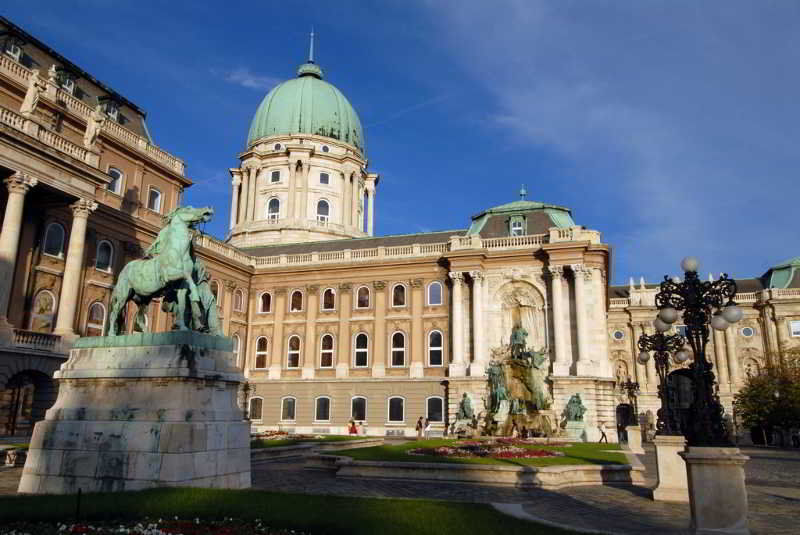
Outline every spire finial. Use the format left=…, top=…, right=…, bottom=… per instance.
left=309, top=28, right=315, bottom=63
left=519, top=184, right=527, bottom=200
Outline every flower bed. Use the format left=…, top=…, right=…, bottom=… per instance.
left=0, top=518, right=308, bottom=534
left=408, top=439, right=567, bottom=459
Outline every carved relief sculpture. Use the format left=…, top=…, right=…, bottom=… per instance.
left=20, top=69, right=47, bottom=116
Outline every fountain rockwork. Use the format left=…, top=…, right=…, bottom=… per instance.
left=18, top=207, right=250, bottom=493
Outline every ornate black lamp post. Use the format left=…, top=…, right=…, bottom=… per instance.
left=653, top=257, right=743, bottom=447
left=619, top=377, right=641, bottom=425
left=637, top=331, right=687, bottom=435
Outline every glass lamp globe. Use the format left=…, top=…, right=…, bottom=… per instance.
left=637, top=351, right=650, bottom=364
left=722, top=305, right=743, bottom=323
left=658, top=307, right=679, bottom=324
left=654, top=317, right=670, bottom=333
left=681, top=257, right=699, bottom=272
left=674, top=350, right=690, bottom=363
left=710, top=314, right=729, bottom=331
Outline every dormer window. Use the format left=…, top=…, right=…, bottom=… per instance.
left=4, top=39, right=22, bottom=62
left=510, top=216, right=525, bottom=236
left=104, top=101, right=120, bottom=121
left=60, top=77, right=75, bottom=95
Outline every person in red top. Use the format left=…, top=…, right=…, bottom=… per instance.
left=348, top=419, right=358, bottom=435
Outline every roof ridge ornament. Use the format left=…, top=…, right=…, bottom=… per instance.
left=519, top=184, right=527, bottom=200
left=309, top=28, right=315, bottom=63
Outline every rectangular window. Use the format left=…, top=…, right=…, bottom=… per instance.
left=790, top=320, right=800, bottom=337
left=315, top=398, right=331, bottom=421
left=271, top=170, right=280, bottom=183
left=352, top=398, right=366, bottom=421
left=281, top=398, right=296, bottom=421
left=320, top=172, right=329, bottom=185
left=388, top=398, right=404, bottom=423
left=511, top=220, right=524, bottom=236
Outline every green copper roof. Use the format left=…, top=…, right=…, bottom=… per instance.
left=765, top=256, right=800, bottom=289
left=466, top=199, right=575, bottom=235
left=247, top=62, right=365, bottom=156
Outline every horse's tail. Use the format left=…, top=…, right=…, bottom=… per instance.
left=107, top=263, right=134, bottom=335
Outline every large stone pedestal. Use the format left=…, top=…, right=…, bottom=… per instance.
left=18, top=332, right=251, bottom=494
left=652, top=435, right=688, bottom=502
left=625, top=425, right=645, bottom=454
left=565, top=421, right=587, bottom=441
left=679, top=446, right=750, bottom=535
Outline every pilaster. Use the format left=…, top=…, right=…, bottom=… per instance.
left=409, top=279, right=424, bottom=378
left=302, top=286, right=318, bottom=379
left=269, top=288, right=286, bottom=379
left=469, top=270, right=486, bottom=376
left=336, top=284, right=352, bottom=378
left=372, top=280, right=387, bottom=377
left=449, top=272, right=466, bottom=377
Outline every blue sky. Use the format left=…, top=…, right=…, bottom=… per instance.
left=5, top=1, right=798, bottom=285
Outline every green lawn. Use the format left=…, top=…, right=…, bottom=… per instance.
left=251, top=435, right=372, bottom=449
left=0, top=488, right=576, bottom=535
left=330, top=439, right=628, bottom=467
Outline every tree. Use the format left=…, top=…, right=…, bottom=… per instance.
left=734, top=348, right=800, bottom=445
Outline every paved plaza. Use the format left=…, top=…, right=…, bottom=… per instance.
left=1, top=444, right=798, bottom=534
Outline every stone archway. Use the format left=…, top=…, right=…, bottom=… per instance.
left=0, top=353, right=64, bottom=436
left=488, top=280, right=547, bottom=352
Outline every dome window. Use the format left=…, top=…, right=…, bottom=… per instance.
left=320, top=172, right=329, bottom=185
left=270, top=170, right=280, bottom=183
left=316, top=200, right=330, bottom=224
left=322, top=145, right=329, bottom=153
left=267, top=198, right=280, bottom=221
left=274, top=143, right=282, bottom=150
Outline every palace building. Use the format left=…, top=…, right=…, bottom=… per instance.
left=1, top=17, right=798, bottom=439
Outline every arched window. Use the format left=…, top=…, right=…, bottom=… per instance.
left=287, top=335, right=301, bottom=368
left=259, top=292, right=272, bottom=313
left=356, top=286, right=370, bottom=309
left=427, top=397, right=444, bottom=423
left=320, top=334, right=334, bottom=368
left=147, top=186, right=162, bottom=212
left=43, top=223, right=65, bottom=257
left=233, top=289, right=244, bottom=312
left=388, top=396, right=405, bottom=423
left=428, top=330, right=443, bottom=366
left=30, top=290, right=56, bottom=332
left=392, top=284, right=406, bottom=307
left=232, top=334, right=241, bottom=367
left=267, top=198, right=280, bottom=221
left=322, top=288, right=335, bottom=311
left=315, top=396, right=331, bottom=422
left=281, top=397, right=296, bottom=421
left=427, top=281, right=443, bottom=306
left=249, top=397, right=263, bottom=420
left=107, top=167, right=123, bottom=194
left=86, top=302, right=106, bottom=337
left=354, top=333, right=369, bottom=367
left=351, top=396, right=367, bottom=421
left=391, top=332, right=406, bottom=367
left=254, top=337, right=269, bottom=369
left=316, top=199, right=329, bottom=223
left=95, top=240, right=114, bottom=272
left=290, top=290, right=303, bottom=312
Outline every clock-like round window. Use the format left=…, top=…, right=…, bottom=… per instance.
left=740, top=327, right=754, bottom=338
left=274, top=143, right=282, bottom=150
left=322, top=145, right=329, bottom=153
left=612, top=330, right=625, bottom=341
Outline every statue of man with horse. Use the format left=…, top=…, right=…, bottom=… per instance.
left=107, top=205, right=217, bottom=336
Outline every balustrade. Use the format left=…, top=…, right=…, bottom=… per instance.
left=12, top=329, right=63, bottom=353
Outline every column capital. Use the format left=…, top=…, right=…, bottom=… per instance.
left=4, top=173, right=38, bottom=195
left=409, top=279, right=423, bottom=288
left=570, top=263, right=586, bottom=274
left=273, top=286, right=287, bottom=296
left=338, top=282, right=352, bottom=292
left=70, top=199, right=98, bottom=218
left=547, top=265, right=564, bottom=279
left=307, top=285, right=319, bottom=295
left=223, top=279, right=238, bottom=291
left=373, top=280, right=386, bottom=290
left=448, top=271, right=464, bottom=283
left=469, top=270, right=485, bottom=281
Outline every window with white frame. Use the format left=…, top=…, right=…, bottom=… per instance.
left=254, top=337, right=269, bottom=369
left=354, top=333, right=369, bottom=367
left=267, top=198, right=280, bottom=221
left=259, top=292, right=272, bottom=313
left=281, top=397, right=296, bottom=421
left=320, top=172, right=330, bottom=185
left=270, top=170, right=280, bottom=183
left=790, top=320, right=800, bottom=337
left=392, top=284, right=406, bottom=307
left=351, top=396, right=367, bottom=421
left=388, top=396, right=404, bottom=423
left=4, top=40, right=22, bottom=62
left=43, top=222, right=65, bottom=257
left=103, top=100, right=120, bottom=122
left=147, top=187, right=162, bottom=212
left=427, top=281, right=443, bottom=306
left=30, top=290, right=56, bottom=332
left=428, top=330, right=443, bottom=366
left=510, top=216, right=525, bottom=236
left=391, top=332, right=406, bottom=367
left=322, top=288, right=335, bottom=311
left=249, top=397, right=263, bottom=420
left=315, top=396, right=331, bottom=422
left=316, top=199, right=329, bottom=223
left=287, top=336, right=301, bottom=368
left=95, top=240, right=113, bottom=272
left=107, top=167, right=123, bottom=194
left=232, top=334, right=241, bottom=367
left=85, top=302, right=106, bottom=337
left=233, top=289, right=244, bottom=312
left=356, top=286, right=370, bottom=309
left=320, top=334, right=334, bottom=368
left=427, top=397, right=444, bottom=423
left=290, top=290, right=303, bottom=312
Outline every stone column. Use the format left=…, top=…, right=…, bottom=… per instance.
left=469, top=271, right=485, bottom=376
left=725, top=325, right=741, bottom=387
left=336, top=284, right=352, bottom=378
left=302, top=286, right=318, bottom=379
left=572, top=264, right=593, bottom=375
left=549, top=266, right=569, bottom=375
left=632, top=323, right=647, bottom=387
left=238, top=168, right=248, bottom=224
left=409, top=279, right=424, bottom=378
left=247, top=167, right=258, bottom=221
left=351, top=174, right=360, bottom=231
left=366, top=183, right=375, bottom=236
left=54, top=199, right=98, bottom=338
left=229, top=174, right=241, bottom=229
left=712, top=329, right=730, bottom=389
left=287, top=161, right=297, bottom=219
left=268, top=288, right=286, bottom=379
left=299, top=162, right=311, bottom=223
left=0, top=173, right=37, bottom=341
left=449, top=272, right=466, bottom=377
left=593, top=268, right=612, bottom=378
left=643, top=324, right=657, bottom=385
left=372, top=280, right=386, bottom=377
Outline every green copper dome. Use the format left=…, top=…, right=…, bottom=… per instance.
left=247, top=62, right=365, bottom=156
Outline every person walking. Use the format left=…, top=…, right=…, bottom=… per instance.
left=416, top=416, right=424, bottom=440
left=598, top=421, right=608, bottom=443
left=424, top=418, right=431, bottom=439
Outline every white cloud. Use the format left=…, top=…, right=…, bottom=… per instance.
left=217, top=67, right=279, bottom=91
